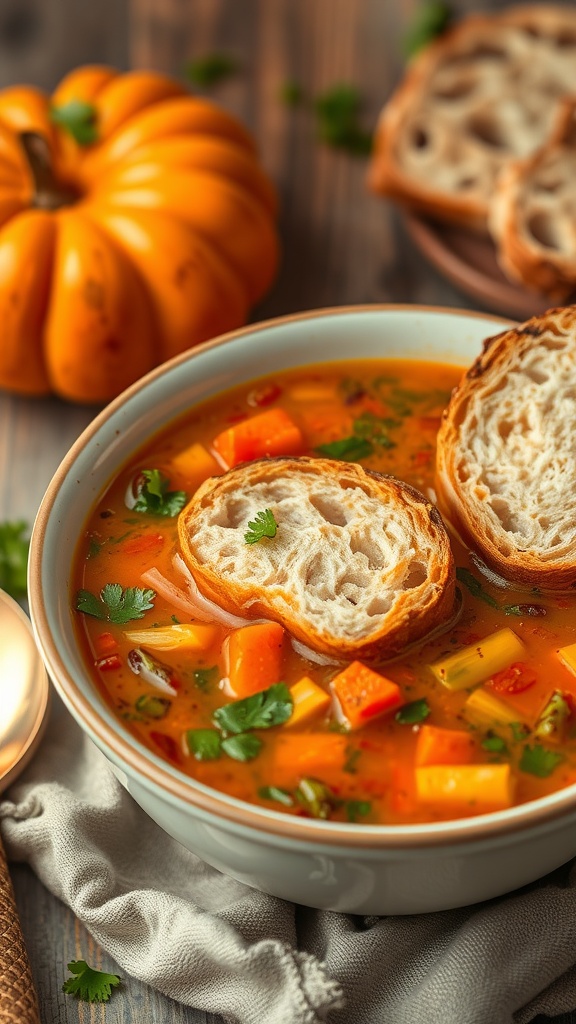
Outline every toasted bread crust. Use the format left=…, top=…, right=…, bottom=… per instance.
left=369, top=6, right=576, bottom=232
left=436, top=306, right=576, bottom=589
left=178, top=456, right=456, bottom=661
left=490, top=98, right=576, bottom=299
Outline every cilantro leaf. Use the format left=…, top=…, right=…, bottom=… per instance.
left=316, top=436, right=374, bottom=461
left=403, top=1, right=453, bottom=58
left=221, top=732, right=263, bottom=761
left=131, top=469, right=187, bottom=518
left=0, top=520, right=30, bottom=599
left=76, top=583, right=155, bottom=624
left=352, top=411, right=398, bottom=448
left=258, top=785, right=294, bottom=806
left=456, top=568, right=499, bottom=609
left=185, top=53, right=239, bottom=87
left=244, top=508, right=277, bottom=544
left=62, top=960, right=120, bottom=1003
left=213, top=682, right=293, bottom=735
left=519, top=744, right=564, bottom=778
left=345, top=799, right=371, bottom=822
left=481, top=733, right=508, bottom=754
left=314, top=84, right=372, bottom=156
left=186, top=728, right=222, bottom=761
left=193, top=665, right=219, bottom=692
left=395, top=698, right=431, bottom=725
left=50, top=101, right=98, bottom=145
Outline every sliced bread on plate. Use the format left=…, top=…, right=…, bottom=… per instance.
left=490, top=97, right=576, bottom=300
left=369, top=5, right=576, bottom=232
left=178, top=456, right=456, bottom=662
left=436, top=306, right=576, bottom=589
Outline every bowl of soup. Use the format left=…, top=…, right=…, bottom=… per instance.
left=28, top=305, right=576, bottom=915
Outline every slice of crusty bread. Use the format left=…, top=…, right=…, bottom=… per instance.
left=489, top=98, right=576, bottom=299
left=369, top=5, right=576, bottom=232
left=178, top=456, right=456, bottom=662
left=436, top=306, right=576, bottom=589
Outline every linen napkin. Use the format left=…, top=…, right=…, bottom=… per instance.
left=2, top=697, right=576, bottom=1024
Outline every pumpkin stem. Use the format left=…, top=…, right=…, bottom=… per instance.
left=19, top=131, right=77, bottom=210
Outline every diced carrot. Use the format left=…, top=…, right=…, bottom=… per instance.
left=169, top=441, right=220, bottom=490
left=95, top=631, right=118, bottom=656
left=330, top=661, right=402, bottom=730
left=272, top=733, right=348, bottom=780
left=415, top=724, right=476, bottom=767
left=212, top=408, right=304, bottom=468
left=415, top=764, right=514, bottom=812
left=226, top=621, right=285, bottom=697
left=286, top=677, right=331, bottom=728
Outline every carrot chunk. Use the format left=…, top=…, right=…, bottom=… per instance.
left=415, top=764, right=514, bottom=812
left=330, top=661, right=402, bottom=730
left=227, top=621, right=285, bottom=697
left=272, top=733, right=348, bottom=781
left=415, top=724, right=476, bottom=767
left=212, top=408, right=304, bottom=468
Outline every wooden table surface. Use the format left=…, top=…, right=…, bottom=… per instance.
left=0, top=0, right=574, bottom=1020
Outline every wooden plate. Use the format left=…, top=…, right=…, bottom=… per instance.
left=405, top=214, right=560, bottom=320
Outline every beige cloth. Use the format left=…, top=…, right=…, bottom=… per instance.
left=2, top=697, right=576, bottom=1024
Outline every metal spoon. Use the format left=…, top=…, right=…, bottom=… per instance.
left=0, top=588, right=49, bottom=1024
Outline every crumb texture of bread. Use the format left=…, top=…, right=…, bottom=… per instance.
left=436, top=306, right=576, bottom=589
left=369, top=5, right=576, bottom=231
left=490, top=98, right=576, bottom=298
left=178, top=457, right=456, bottom=661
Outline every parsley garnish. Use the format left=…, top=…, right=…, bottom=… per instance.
left=316, top=411, right=399, bottom=462
left=395, top=698, right=431, bottom=725
left=186, top=728, right=222, bottom=761
left=244, top=508, right=278, bottom=544
left=343, top=746, right=362, bottom=773
left=403, top=1, right=453, bottom=58
left=213, top=682, right=293, bottom=734
left=258, top=785, right=294, bottom=806
left=185, top=53, right=239, bottom=87
left=131, top=469, right=187, bottom=518
left=0, top=519, right=29, bottom=599
left=50, top=100, right=98, bottom=145
left=314, top=84, right=372, bottom=156
left=221, top=732, right=263, bottom=761
left=519, top=744, right=564, bottom=778
left=456, top=568, right=499, bottom=609
left=62, top=960, right=120, bottom=1003
left=352, top=411, right=398, bottom=448
left=76, top=583, right=155, bottom=624
left=510, top=722, right=529, bottom=742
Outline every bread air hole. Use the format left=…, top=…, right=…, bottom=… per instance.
left=309, top=493, right=349, bottom=526
left=411, top=126, right=430, bottom=151
left=402, top=561, right=428, bottom=590
left=432, top=77, right=476, bottom=101
left=467, top=113, right=507, bottom=149
left=348, top=533, right=385, bottom=570
left=527, top=212, right=561, bottom=250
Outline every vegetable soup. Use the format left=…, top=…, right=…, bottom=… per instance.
left=72, top=359, right=576, bottom=824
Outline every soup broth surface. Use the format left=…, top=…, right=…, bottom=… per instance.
left=73, top=359, right=576, bottom=824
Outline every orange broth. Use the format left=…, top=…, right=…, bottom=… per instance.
left=72, top=359, right=576, bottom=824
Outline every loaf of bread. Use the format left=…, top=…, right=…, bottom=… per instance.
left=436, top=306, right=576, bottom=589
left=178, top=456, right=456, bottom=661
left=369, top=5, right=576, bottom=232
left=489, top=98, right=576, bottom=299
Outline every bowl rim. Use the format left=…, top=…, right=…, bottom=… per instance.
left=30, top=302, right=576, bottom=849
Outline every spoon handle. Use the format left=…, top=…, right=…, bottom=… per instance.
left=0, top=833, right=40, bottom=1023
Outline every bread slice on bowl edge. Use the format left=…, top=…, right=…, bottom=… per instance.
left=178, top=456, right=457, bottom=662
left=436, top=305, right=576, bottom=590
left=369, top=5, right=576, bottom=233
left=489, top=97, right=576, bottom=301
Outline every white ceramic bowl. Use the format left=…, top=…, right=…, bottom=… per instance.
left=29, top=305, right=576, bottom=915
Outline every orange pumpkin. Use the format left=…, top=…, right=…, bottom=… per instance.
left=0, top=67, right=279, bottom=403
